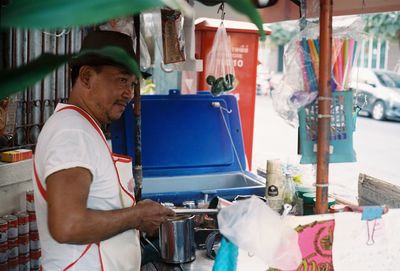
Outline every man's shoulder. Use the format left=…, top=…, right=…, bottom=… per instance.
left=37, top=109, right=100, bottom=152
left=43, top=108, right=93, bottom=133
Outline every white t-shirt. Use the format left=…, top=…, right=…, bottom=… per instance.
left=33, top=103, right=122, bottom=270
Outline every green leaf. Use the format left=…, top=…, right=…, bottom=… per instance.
left=2, top=0, right=266, bottom=42
left=0, top=54, right=71, bottom=100
left=268, top=23, right=298, bottom=46
left=363, top=12, right=400, bottom=42
left=76, top=46, right=141, bottom=77
left=0, top=46, right=140, bottom=100
left=225, top=0, right=266, bottom=41
left=1, top=0, right=163, bottom=29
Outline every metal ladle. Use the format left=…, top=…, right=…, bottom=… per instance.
left=172, top=208, right=219, bottom=215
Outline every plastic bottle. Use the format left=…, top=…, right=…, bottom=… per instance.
left=283, top=174, right=296, bottom=204
left=265, top=159, right=284, bottom=213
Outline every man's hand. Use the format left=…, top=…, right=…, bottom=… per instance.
left=132, top=200, right=175, bottom=235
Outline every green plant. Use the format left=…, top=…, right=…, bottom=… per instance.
left=0, top=0, right=266, bottom=99
left=362, top=11, right=400, bottom=42
left=268, top=23, right=298, bottom=46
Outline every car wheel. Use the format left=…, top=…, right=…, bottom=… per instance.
left=372, top=100, right=386, bottom=120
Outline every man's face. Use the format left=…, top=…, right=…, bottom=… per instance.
left=85, top=65, right=137, bottom=124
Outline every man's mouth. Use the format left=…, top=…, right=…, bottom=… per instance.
left=115, top=101, right=128, bottom=108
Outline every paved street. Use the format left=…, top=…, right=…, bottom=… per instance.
left=251, top=95, right=400, bottom=203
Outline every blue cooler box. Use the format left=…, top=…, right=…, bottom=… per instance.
left=110, top=90, right=265, bottom=205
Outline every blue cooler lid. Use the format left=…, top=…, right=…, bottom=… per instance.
left=110, top=90, right=246, bottom=177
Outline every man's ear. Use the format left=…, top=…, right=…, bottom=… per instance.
left=78, top=66, right=95, bottom=89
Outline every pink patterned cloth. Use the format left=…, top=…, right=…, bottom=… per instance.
left=279, top=220, right=335, bottom=271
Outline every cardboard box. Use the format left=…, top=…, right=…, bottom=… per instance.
left=1, top=149, right=32, bottom=163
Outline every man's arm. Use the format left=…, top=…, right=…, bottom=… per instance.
left=46, top=167, right=174, bottom=244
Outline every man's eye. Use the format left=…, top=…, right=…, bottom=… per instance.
left=119, top=78, right=128, bottom=83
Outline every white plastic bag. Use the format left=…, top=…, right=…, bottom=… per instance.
left=217, top=196, right=302, bottom=270
left=206, top=22, right=236, bottom=96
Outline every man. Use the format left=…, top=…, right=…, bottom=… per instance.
left=33, top=31, right=175, bottom=270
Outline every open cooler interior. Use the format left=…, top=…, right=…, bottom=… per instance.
left=143, top=172, right=263, bottom=193
left=111, top=91, right=265, bottom=204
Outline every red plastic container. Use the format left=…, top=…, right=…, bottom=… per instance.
left=195, top=19, right=271, bottom=169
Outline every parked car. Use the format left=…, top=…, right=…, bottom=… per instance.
left=349, top=68, right=400, bottom=121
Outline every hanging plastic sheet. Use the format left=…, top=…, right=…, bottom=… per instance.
left=272, top=14, right=364, bottom=127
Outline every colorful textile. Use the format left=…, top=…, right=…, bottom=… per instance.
left=272, top=220, right=334, bottom=271
left=212, top=237, right=238, bottom=271
left=361, top=206, right=384, bottom=221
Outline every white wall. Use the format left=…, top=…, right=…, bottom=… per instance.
left=0, top=160, right=32, bottom=216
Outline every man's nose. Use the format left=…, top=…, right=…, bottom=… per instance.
left=121, top=86, right=134, bottom=99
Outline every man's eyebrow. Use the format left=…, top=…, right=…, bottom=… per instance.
left=120, top=70, right=133, bottom=75
left=111, top=66, right=134, bottom=76
left=116, top=67, right=135, bottom=76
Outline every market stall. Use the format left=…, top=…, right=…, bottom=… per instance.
left=1, top=0, right=400, bottom=270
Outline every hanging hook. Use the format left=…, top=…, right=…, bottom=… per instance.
left=217, top=2, right=225, bottom=22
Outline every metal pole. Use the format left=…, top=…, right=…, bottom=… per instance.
left=298, top=0, right=307, bottom=156
left=133, top=15, right=143, bottom=201
left=315, top=0, right=332, bottom=214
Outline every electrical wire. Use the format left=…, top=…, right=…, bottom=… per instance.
left=42, top=29, right=71, bottom=37
left=212, top=102, right=248, bottom=185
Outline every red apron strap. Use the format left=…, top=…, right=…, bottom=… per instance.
left=58, top=105, right=136, bottom=205
left=57, top=105, right=109, bottom=149
left=33, top=105, right=104, bottom=203
left=63, top=244, right=93, bottom=271
left=34, top=105, right=105, bottom=270
left=112, top=153, right=132, bottom=163
left=33, top=158, right=48, bottom=201
left=113, top=163, right=136, bottom=206
left=56, top=105, right=134, bottom=267
left=97, top=242, right=105, bottom=271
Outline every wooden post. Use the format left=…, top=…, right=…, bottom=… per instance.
left=315, top=0, right=332, bottom=214
left=133, top=15, right=143, bottom=201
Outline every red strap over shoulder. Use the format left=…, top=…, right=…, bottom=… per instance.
left=112, top=153, right=132, bottom=163
left=33, top=158, right=47, bottom=201
left=57, top=105, right=109, bottom=149
left=57, top=105, right=136, bottom=205
left=35, top=105, right=105, bottom=270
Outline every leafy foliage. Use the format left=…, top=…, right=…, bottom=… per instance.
left=1, top=0, right=265, bottom=40
left=268, top=23, right=298, bottom=46
left=0, top=0, right=265, bottom=99
left=0, top=47, right=140, bottom=100
left=1, top=0, right=164, bottom=29
left=362, top=12, right=400, bottom=41
left=225, top=0, right=266, bottom=41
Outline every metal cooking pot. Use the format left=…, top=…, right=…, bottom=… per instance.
left=159, top=215, right=196, bottom=264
